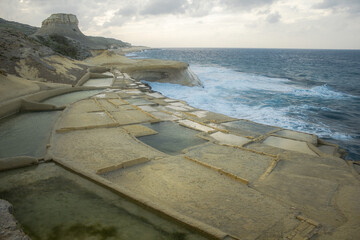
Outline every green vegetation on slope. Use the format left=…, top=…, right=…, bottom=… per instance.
left=36, top=34, right=82, bottom=59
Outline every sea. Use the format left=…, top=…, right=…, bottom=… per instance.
left=127, top=48, right=360, bottom=160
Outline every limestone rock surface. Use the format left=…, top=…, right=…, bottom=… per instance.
left=35, top=13, right=88, bottom=44
left=86, top=51, right=202, bottom=87
left=0, top=199, right=30, bottom=240
left=35, top=13, right=130, bottom=50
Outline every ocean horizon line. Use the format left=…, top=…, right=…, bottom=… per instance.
left=145, top=47, right=360, bottom=51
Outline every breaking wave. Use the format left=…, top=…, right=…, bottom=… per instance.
left=133, top=48, right=360, bottom=160
left=145, top=65, right=356, bottom=141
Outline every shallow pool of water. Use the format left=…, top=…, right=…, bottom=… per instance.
left=42, top=90, right=102, bottom=106
left=0, top=111, right=61, bottom=158
left=83, top=78, right=113, bottom=87
left=0, top=163, right=206, bottom=240
left=138, top=122, right=207, bottom=155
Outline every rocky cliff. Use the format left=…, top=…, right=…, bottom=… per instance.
left=0, top=14, right=201, bottom=87
left=35, top=14, right=90, bottom=46
left=86, top=50, right=202, bottom=87
left=1, top=14, right=131, bottom=60
left=0, top=27, right=88, bottom=84
left=34, top=13, right=130, bottom=51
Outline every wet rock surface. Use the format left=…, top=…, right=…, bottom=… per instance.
left=0, top=199, right=30, bottom=240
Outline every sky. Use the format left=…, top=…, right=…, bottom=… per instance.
left=1, top=0, right=360, bottom=49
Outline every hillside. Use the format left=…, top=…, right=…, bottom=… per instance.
left=0, top=15, right=131, bottom=59
left=0, top=14, right=200, bottom=88
left=0, top=27, right=88, bottom=84
left=0, top=17, right=37, bottom=35
left=0, top=14, right=133, bottom=84
left=33, top=13, right=131, bottom=51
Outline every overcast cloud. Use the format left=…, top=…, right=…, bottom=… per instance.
left=314, top=0, right=360, bottom=14
left=0, top=0, right=359, bottom=49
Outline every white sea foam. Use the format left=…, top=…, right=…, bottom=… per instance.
left=291, top=85, right=354, bottom=99
left=144, top=65, right=354, bottom=141
left=125, top=52, right=146, bottom=59
left=125, top=53, right=137, bottom=57
left=192, top=65, right=296, bottom=93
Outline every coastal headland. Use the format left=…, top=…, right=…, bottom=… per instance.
left=0, top=13, right=359, bottom=240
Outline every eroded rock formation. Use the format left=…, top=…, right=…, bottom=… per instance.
left=0, top=27, right=88, bottom=83
left=34, top=13, right=130, bottom=51
left=86, top=50, right=202, bottom=87
left=35, top=14, right=89, bottom=45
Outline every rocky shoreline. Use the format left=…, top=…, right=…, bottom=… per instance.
left=0, top=13, right=359, bottom=240
left=1, top=59, right=360, bottom=239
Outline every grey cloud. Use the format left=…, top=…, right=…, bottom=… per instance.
left=266, top=12, right=281, bottom=23
left=184, top=0, right=216, bottom=17
left=27, top=0, right=83, bottom=15
left=112, top=0, right=279, bottom=26
left=105, top=0, right=213, bottom=27
left=314, top=0, right=338, bottom=9
left=1, top=0, right=281, bottom=29
left=257, top=9, right=271, bottom=15
left=313, top=0, right=360, bottom=14
left=103, top=2, right=142, bottom=27
left=220, top=0, right=278, bottom=11
left=141, top=0, right=187, bottom=15
left=8, top=0, right=100, bottom=28
left=116, top=6, right=138, bottom=17
left=103, top=14, right=131, bottom=28
left=139, top=0, right=279, bottom=17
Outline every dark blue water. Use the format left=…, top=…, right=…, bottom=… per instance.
left=130, top=48, right=360, bottom=160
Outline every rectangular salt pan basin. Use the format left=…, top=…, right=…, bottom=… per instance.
left=83, top=78, right=113, bottom=87
left=0, top=163, right=207, bottom=240
left=138, top=122, right=207, bottom=155
left=0, top=112, right=61, bottom=158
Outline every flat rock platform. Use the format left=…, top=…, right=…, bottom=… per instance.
left=1, top=69, right=359, bottom=240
